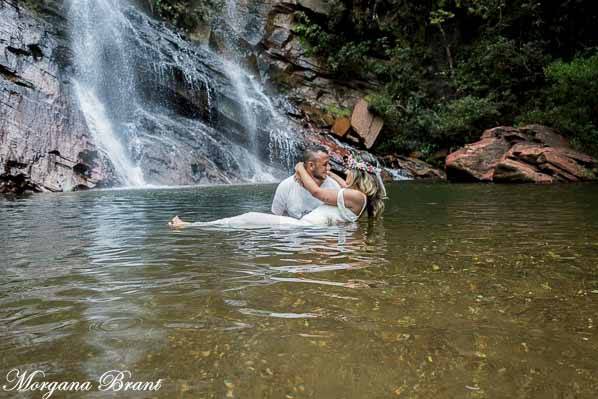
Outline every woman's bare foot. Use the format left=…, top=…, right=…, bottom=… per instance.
left=168, top=215, right=190, bottom=228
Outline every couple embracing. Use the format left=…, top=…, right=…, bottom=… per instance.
left=169, top=146, right=387, bottom=228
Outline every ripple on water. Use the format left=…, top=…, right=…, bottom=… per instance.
left=88, top=317, right=144, bottom=332
left=2, top=183, right=598, bottom=398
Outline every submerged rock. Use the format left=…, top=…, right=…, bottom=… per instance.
left=446, top=125, right=598, bottom=183
left=381, top=155, right=446, bottom=181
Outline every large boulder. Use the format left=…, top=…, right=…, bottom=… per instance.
left=350, top=99, right=384, bottom=149
left=331, top=117, right=351, bottom=137
left=493, top=158, right=555, bottom=184
left=445, top=131, right=512, bottom=182
left=446, top=125, right=598, bottom=183
left=494, top=143, right=596, bottom=183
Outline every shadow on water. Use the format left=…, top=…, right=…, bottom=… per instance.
left=1, top=182, right=598, bottom=397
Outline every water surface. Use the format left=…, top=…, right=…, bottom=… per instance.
left=1, top=183, right=598, bottom=398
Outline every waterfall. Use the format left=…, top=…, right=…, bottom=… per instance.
left=68, top=0, right=145, bottom=187
left=219, top=0, right=298, bottom=178
left=67, top=0, right=299, bottom=187
left=73, top=83, right=145, bottom=186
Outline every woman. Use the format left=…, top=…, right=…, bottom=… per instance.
left=168, top=156, right=386, bottom=228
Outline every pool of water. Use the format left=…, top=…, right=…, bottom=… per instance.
left=1, top=182, right=598, bottom=398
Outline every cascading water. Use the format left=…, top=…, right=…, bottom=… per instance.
left=66, top=0, right=300, bottom=186
left=224, top=0, right=266, bottom=45
left=218, top=0, right=299, bottom=180
left=68, top=0, right=145, bottom=187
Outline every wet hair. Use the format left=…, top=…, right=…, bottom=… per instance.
left=348, top=169, right=386, bottom=218
left=302, top=145, right=328, bottom=163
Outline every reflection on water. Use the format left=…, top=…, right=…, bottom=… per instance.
left=1, top=183, right=598, bottom=398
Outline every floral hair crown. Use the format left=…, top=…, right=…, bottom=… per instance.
left=344, top=154, right=382, bottom=174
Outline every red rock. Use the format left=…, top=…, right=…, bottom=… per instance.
left=539, top=149, right=587, bottom=178
left=331, top=117, right=351, bottom=137
left=350, top=98, right=384, bottom=149
left=493, top=159, right=554, bottom=183
left=519, top=124, right=571, bottom=148
left=505, top=143, right=595, bottom=181
left=556, top=147, right=595, bottom=166
left=481, top=126, right=526, bottom=142
left=538, top=163, right=579, bottom=182
left=445, top=137, right=511, bottom=182
left=446, top=125, right=597, bottom=183
left=366, top=117, right=384, bottom=149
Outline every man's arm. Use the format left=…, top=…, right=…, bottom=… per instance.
left=271, top=181, right=289, bottom=216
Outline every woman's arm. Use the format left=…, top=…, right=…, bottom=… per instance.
left=295, top=162, right=339, bottom=205
left=327, top=171, right=348, bottom=188
left=295, top=163, right=366, bottom=214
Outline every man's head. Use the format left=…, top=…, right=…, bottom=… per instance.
left=302, top=145, right=330, bottom=181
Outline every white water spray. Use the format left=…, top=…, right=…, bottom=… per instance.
left=68, top=0, right=145, bottom=186
left=74, top=83, right=145, bottom=186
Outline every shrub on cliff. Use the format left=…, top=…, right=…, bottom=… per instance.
left=518, top=54, right=598, bottom=155
left=294, top=0, right=598, bottom=157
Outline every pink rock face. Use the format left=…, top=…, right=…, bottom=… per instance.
left=445, top=137, right=511, bottom=182
left=519, top=124, right=571, bottom=148
left=494, top=158, right=554, bottom=184
left=481, top=126, right=525, bottom=141
left=446, top=125, right=598, bottom=183
left=350, top=99, right=384, bottom=149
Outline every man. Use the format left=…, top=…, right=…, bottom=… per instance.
left=271, top=145, right=341, bottom=219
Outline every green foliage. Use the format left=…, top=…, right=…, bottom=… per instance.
left=148, top=0, right=598, bottom=157
left=294, top=12, right=374, bottom=77
left=518, top=54, right=598, bottom=154
left=455, top=37, right=548, bottom=102
left=433, top=96, right=501, bottom=144
left=324, top=104, right=352, bottom=118
left=370, top=92, right=500, bottom=154
left=293, top=0, right=598, bottom=157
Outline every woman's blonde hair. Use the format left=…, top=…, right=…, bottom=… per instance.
left=349, top=169, right=386, bottom=218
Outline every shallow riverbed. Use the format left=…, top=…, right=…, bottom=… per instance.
left=1, top=182, right=597, bottom=398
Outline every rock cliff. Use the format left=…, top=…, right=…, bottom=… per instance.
left=0, top=0, right=114, bottom=193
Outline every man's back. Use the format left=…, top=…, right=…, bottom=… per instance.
left=271, top=176, right=340, bottom=219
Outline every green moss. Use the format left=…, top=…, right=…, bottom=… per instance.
left=324, top=104, right=351, bottom=119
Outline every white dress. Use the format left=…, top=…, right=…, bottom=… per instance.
left=192, top=189, right=366, bottom=228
